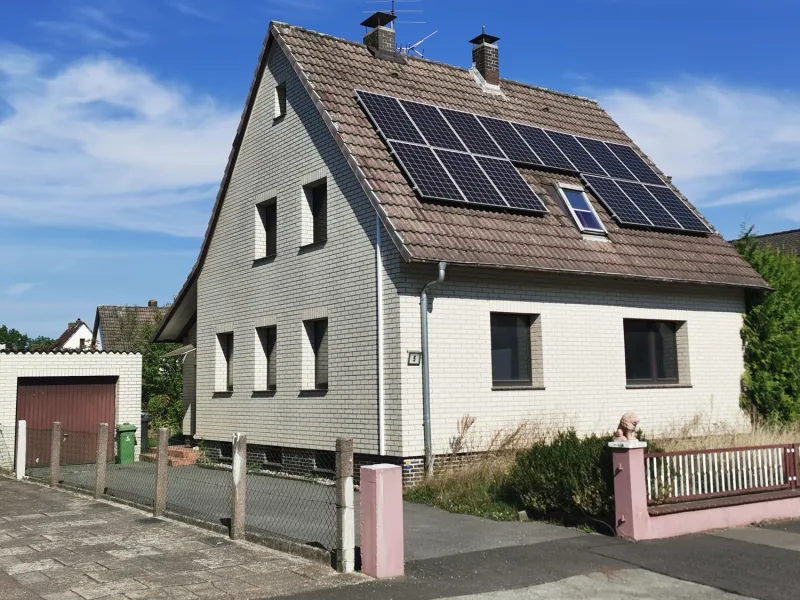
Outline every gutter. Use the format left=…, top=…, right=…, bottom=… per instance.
left=376, top=216, right=386, bottom=456
left=420, top=261, right=447, bottom=477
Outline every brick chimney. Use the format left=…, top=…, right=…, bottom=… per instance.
left=470, top=29, right=501, bottom=86
left=362, top=11, right=396, bottom=56
left=148, top=299, right=158, bottom=307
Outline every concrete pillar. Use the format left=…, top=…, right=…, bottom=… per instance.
left=609, top=440, right=649, bottom=540
left=336, top=438, right=355, bottom=573
left=50, top=422, right=61, bottom=487
left=231, top=433, right=247, bottom=540
left=95, top=423, right=109, bottom=499
left=15, top=420, right=26, bottom=480
left=360, top=464, right=404, bottom=578
left=154, top=427, right=169, bottom=517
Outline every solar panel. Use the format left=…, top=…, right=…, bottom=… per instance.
left=606, top=143, right=663, bottom=185
left=476, top=156, right=548, bottom=212
left=401, top=100, right=466, bottom=151
left=435, top=150, right=506, bottom=207
left=440, top=109, right=505, bottom=158
left=646, top=185, right=710, bottom=233
left=391, top=142, right=464, bottom=202
left=616, top=180, right=681, bottom=230
left=582, top=175, right=650, bottom=226
left=513, top=124, right=575, bottom=171
left=478, top=116, right=542, bottom=165
left=576, top=137, right=635, bottom=181
left=547, top=132, right=607, bottom=176
left=357, top=91, right=425, bottom=144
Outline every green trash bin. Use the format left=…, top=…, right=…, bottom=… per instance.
left=116, top=423, right=137, bottom=464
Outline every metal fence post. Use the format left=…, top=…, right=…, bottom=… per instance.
left=336, top=438, right=355, bottom=573
left=50, top=422, right=61, bottom=487
left=95, top=423, right=109, bottom=499
left=15, top=420, right=26, bottom=480
left=154, top=427, right=169, bottom=516
left=231, top=433, right=247, bottom=540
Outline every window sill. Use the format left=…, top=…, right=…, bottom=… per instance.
left=299, top=389, right=328, bottom=397
left=492, top=386, right=545, bottom=391
left=212, top=391, right=233, bottom=398
left=252, top=254, right=276, bottom=266
left=252, top=390, right=276, bottom=398
left=626, top=383, right=692, bottom=390
left=298, top=240, right=327, bottom=253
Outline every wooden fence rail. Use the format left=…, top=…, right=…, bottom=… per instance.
left=645, top=443, right=799, bottom=505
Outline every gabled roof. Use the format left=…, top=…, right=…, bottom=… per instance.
left=752, top=229, right=800, bottom=255
left=156, top=22, right=766, bottom=340
left=48, top=319, right=91, bottom=351
left=95, top=305, right=168, bottom=352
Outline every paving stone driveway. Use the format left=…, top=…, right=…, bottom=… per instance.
left=0, top=478, right=365, bottom=599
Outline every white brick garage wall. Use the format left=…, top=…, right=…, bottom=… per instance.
left=0, top=352, right=142, bottom=471
left=393, top=264, right=749, bottom=457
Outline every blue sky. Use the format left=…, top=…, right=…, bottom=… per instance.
left=2, top=0, right=799, bottom=337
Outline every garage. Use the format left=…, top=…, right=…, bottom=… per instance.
left=17, top=376, right=117, bottom=468
left=0, top=351, right=142, bottom=474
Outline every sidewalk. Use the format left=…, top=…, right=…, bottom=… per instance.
left=0, top=477, right=365, bottom=599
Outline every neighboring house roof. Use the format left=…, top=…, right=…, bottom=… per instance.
left=94, top=305, right=168, bottom=352
left=155, top=21, right=766, bottom=341
left=752, top=229, right=800, bottom=255
left=47, top=319, right=91, bottom=351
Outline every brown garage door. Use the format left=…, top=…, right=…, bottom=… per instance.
left=17, top=376, right=117, bottom=468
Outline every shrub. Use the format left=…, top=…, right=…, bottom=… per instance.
left=147, top=393, right=183, bottom=435
left=507, top=430, right=614, bottom=518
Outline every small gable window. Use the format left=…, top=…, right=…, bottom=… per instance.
left=274, top=83, right=286, bottom=119
left=557, top=184, right=605, bottom=234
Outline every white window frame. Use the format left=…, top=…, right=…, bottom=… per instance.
left=556, top=183, right=606, bottom=235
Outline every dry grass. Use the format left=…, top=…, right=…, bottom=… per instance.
left=653, top=415, right=800, bottom=452
left=404, top=416, right=561, bottom=520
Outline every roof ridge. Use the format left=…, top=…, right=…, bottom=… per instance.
left=755, top=227, right=800, bottom=238
left=273, top=22, right=599, bottom=105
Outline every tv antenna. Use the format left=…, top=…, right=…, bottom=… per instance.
left=398, top=29, right=438, bottom=57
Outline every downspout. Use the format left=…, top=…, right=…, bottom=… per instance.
left=376, top=216, right=385, bottom=456
left=420, top=261, right=448, bottom=477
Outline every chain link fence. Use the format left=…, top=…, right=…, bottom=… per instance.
left=17, top=421, right=347, bottom=561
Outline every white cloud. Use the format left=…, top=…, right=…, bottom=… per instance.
left=598, top=81, right=800, bottom=208
left=0, top=46, right=239, bottom=236
left=6, top=283, right=37, bottom=296
left=36, top=5, right=148, bottom=48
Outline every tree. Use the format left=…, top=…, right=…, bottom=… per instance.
left=115, top=310, right=184, bottom=433
left=733, top=227, right=800, bottom=422
left=0, top=326, right=54, bottom=351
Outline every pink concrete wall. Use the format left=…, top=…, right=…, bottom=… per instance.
left=611, top=444, right=800, bottom=540
left=360, top=464, right=404, bottom=578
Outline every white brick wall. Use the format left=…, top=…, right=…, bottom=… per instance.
left=195, top=43, right=385, bottom=455
left=393, top=264, right=749, bottom=456
left=0, top=352, right=142, bottom=470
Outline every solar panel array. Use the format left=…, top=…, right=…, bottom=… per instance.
left=355, top=89, right=710, bottom=233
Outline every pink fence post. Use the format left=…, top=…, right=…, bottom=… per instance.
left=609, top=440, right=649, bottom=540
left=360, top=464, right=404, bottom=578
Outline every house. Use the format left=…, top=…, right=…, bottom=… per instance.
left=93, top=301, right=168, bottom=352
left=751, top=228, right=800, bottom=255
left=154, top=15, right=767, bottom=484
left=47, top=319, right=93, bottom=351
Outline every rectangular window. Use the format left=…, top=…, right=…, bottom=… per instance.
left=256, top=201, right=277, bottom=258
left=274, top=83, right=286, bottom=119
left=257, top=326, right=277, bottom=391
left=217, top=332, right=234, bottom=391
left=311, top=182, right=327, bottom=244
left=624, top=320, right=679, bottom=384
left=557, top=184, right=605, bottom=234
left=491, top=313, right=532, bottom=387
left=313, top=319, right=328, bottom=389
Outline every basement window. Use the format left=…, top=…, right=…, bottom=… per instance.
left=557, top=184, right=605, bottom=235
